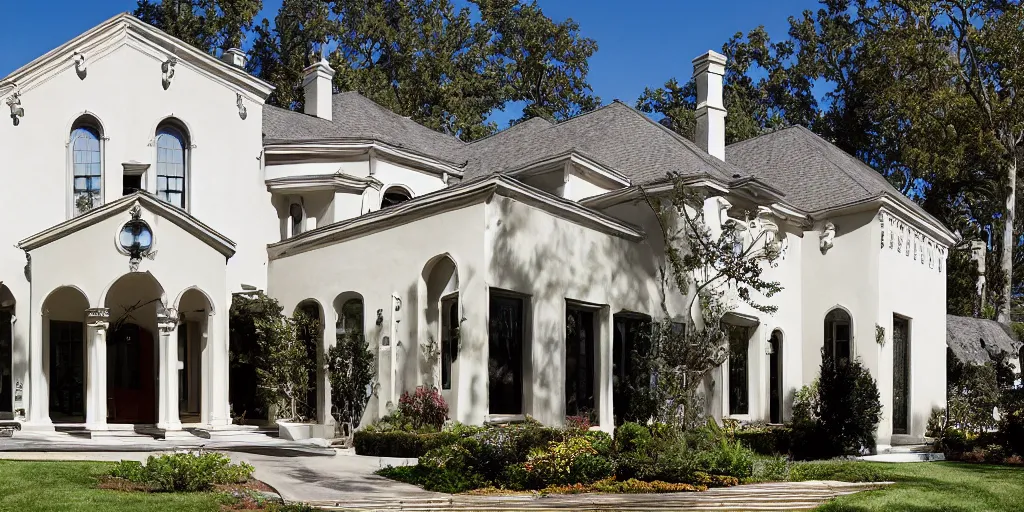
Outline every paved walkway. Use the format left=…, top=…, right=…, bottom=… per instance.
left=0, top=438, right=886, bottom=511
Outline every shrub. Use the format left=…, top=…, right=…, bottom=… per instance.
left=523, top=436, right=613, bottom=487
left=733, top=426, right=792, bottom=455
left=353, top=430, right=457, bottom=457
left=749, top=455, right=789, bottom=483
left=326, top=328, right=374, bottom=436
left=998, top=388, right=1024, bottom=456
left=471, top=422, right=562, bottom=483
left=109, top=451, right=254, bottom=492
left=925, top=407, right=946, bottom=438
left=948, top=356, right=1001, bottom=433
left=814, top=355, right=882, bottom=457
left=689, top=436, right=754, bottom=479
left=792, top=381, right=819, bottom=426
left=584, top=430, right=613, bottom=456
left=398, top=387, right=449, bottom=431
left=788, top=460, right=888, bottom=483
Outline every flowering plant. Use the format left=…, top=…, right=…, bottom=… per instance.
left=398, top=386, right=449, bottom=431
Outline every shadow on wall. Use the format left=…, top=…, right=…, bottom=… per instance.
left=486, top=195, right=665, bottom=422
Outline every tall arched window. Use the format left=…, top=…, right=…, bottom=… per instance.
left=156, top=123, right=188, bottom=209
left=824, top=308, right=852, bottom=365
left=70, top=122, right=102, bottom=215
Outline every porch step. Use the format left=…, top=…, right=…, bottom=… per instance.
left=858, top=452, right=945, bottom=462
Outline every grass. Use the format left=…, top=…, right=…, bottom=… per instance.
left=814, top=461, right=1024, bottom=512
left=0, top=460, right=233, bottom=512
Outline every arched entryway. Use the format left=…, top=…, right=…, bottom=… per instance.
left=295, top=300, right=323, bottom=421
left=175, top=288, right=213, bottom=424
left=104, top=272, right=164, bottom=424
left=422, top=255, right=459, bottom=391
left=768, top=330, right=783, bottom=424
left=43, top=286, right=89, bottom=423
left=0, top=285, right=14, bottom=419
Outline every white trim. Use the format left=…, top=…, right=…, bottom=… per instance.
left=509, top=151, right=631, bottom=188
left=268, top=175, right=645, bottom=259
left=264, top=141, right=465, bottom=178
left=265, top=173, right=383, bottom=194
left=17, top=192, right=235, bottom=258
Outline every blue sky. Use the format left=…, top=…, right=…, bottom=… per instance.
left=0, top=0, right=822, bottom=125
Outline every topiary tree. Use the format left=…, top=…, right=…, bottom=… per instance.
left=815, top=353, right=882, bottom=457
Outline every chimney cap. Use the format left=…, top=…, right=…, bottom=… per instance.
left=692, top=50, right=727, bottom=75
left=222, top=48, right=247, bottom=68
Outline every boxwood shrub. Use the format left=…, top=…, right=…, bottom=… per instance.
left=733, top=426, right=792, bottom=455
left=353, top=430, right=457, bottom=457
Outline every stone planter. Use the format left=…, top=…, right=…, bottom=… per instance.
left=277, top=420, right=335, bottom=441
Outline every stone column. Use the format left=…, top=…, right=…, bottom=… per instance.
left=207, top=309, right=230, bottom=427
left=84, top=308, right=109, bottom=431
left=26, top=305, right=52, bottom=428
left=156, top=310, right=181, bottom=431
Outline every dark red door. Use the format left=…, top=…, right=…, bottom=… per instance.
left=108, top=324, right=156, bottom=424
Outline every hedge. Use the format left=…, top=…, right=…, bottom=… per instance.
left=353, top=430, right=456, bottom=458
left=733, top=427, right=792, bottom=456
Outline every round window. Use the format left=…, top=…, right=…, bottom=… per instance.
left=119, top=221, right=153, bottom=253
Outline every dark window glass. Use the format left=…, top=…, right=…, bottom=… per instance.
left=728, top=324, right=749, bottom=415
left=565, top=306, right=596, bottom=422
left=488, top=294, right=523, bottom=415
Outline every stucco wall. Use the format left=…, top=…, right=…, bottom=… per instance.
left=0, top=42, right=271, bottom=417
left=267, top=202, right=488, bottom=425
left=876, top=208, right=948, bottom=442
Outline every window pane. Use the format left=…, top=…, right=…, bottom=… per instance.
left=156, top=126, right=187, bottom=209
left=71, top=126, right=102, bottom=215
left=728, top=325, right=749, bottom=415
left=488, top=294, right=523, bottom=415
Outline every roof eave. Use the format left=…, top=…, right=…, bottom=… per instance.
left=263, top=140, right=466, bottom=177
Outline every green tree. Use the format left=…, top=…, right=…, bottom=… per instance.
left=327, top=327, right=375, bottom=438
left=134, top=0, right=263, bottom=54
left=248, top=0, right=335, bottom=109
left=475, top=0, right=600, bottom=124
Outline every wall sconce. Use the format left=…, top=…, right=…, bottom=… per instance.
left=6, top=92, right=24, bottom=126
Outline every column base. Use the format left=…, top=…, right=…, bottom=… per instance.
left=156, top=421, right=183, bottom=431
left=84, top=422, right=108, bottom=432
left=207, top=417, right=231, bottom=428
left=18, top=421, right=55, bottom=432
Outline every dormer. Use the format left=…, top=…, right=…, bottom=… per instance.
left=514, top=151, right=630, bottom=201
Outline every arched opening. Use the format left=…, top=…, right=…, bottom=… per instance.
left=70, top=115, right=103, bottom=216
left=0, top=285, right=13, bottom=418
left=289, top=202, right=305, bottom=237
left=333, top=293, right=364, bottom=338
left=381, top=186, right=412, bottom=208
left=105, top=272, right=164, bottom=424
left=295, top=300, right=323, bottom=421
left=768, top=330, right=783, bottom=424
left=423, top=256, right=458, bottom=390
left=176, top=288, right=213, bottom=424
left=824, top=308, right=852, bottom=365
left=155, top=120, right=189, bottom=210
left=43, top=286, right=90, bottom=423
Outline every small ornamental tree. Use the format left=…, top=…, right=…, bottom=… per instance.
left=815, top=353, right=882, bottom=457
left=327, top=328, right=375, bottom=437
left=639, top=175, right=783, bottom=428
left=230, top=292, right=314, bottom=421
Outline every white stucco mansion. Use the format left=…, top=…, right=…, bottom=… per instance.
left=0, top=14, right=952, bottom=447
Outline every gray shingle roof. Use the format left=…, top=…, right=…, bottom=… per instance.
left=262, top=94, right=749, bottom=185
left=458, top=101, right=751, bottom=184
left=946, top=314, right=1021, bottom=365
left=725, top=125, right=933, bottom=219
left=263, top=92, right=466, bottom=164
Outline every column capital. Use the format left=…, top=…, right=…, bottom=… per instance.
left=86, top=307, right=110, bottom=328
left=157, top=307, right=178, bottom=333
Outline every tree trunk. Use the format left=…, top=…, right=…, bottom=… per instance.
left=999, top=153, right=1016, bottom=323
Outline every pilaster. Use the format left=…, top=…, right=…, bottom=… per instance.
left=85, top=308, right=109, bottom=430
left=156, top=309, right=181, bottom=431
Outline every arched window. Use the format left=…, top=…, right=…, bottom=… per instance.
left=70, top=122, right=102, bottom=215
left=155, top=123, right=188, bottom=209
left=824, top=308, right=852, bottom=364
left=289, top=203, right=304, bottom=237
left=381, top=186, right=412, bottom=208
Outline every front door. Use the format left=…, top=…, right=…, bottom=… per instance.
left=892, top=316, right=910, bottom=435
left=49, top=320, right=85, bottom=420
left=108, top=324, right=156, bottom=424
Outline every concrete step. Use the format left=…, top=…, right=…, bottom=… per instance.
left=858, top=452, right=945, bottom=462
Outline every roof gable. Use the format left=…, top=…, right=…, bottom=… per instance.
left=0, top=14, right=273, bottom=101
left=18, top=192, right=236, bottom=258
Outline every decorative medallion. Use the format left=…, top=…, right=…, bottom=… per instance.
left=120, top=203, right=155, bottom=271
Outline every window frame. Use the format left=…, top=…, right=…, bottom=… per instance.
left=824, top=308, right=853, bottom=365
left=154, top=121, right=190, bottom=211
left=68, top=118, right=104, bottom=218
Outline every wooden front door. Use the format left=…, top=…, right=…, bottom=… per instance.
left=108, top=324, right=156, bottom=424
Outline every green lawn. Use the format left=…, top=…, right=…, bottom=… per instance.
left=0, top=460, right=229, bottom=512
left=817, top=461, right=1024, bottom=512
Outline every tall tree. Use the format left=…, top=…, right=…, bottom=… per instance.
left=134, top=0, right=263, bottom=54
left=248, top=0, right=335, bottom=109
left=475, top=0, right=600, bottom=124
left=329, top=0, right=501, bottom=140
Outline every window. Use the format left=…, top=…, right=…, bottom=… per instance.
left=488, top=292, right=524, bottom=415
left=565, top=304, right=597, bottom=422
left=70, top=124, right=102, bottom=215
left=612, top=313, right=652, bottom=425
left=727, top=324, right=750, bottom=415
left=892, top=315, right=910, bottom=434
left=289, top=203, right=304, bottom=237
left=824, top=308, right=852, bottom=364
left=381, top=186, right=412, bottom=208
left=441, top=296, right=458, bottom=390
left=155, top=124, right=187, bottom=209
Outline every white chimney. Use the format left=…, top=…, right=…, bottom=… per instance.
left=302, top=56, right=336, bottom=121
left=692, top=50, right=727, bottom=161
left=221, top=48, right=247, bottom=68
